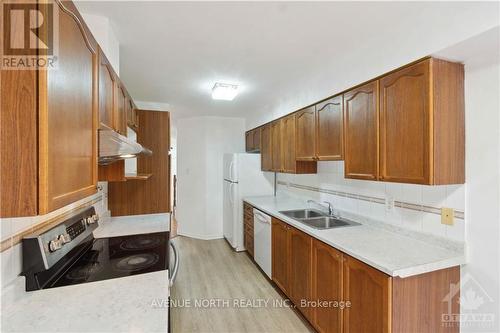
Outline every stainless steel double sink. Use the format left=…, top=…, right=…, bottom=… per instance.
left=278, top=209, right=360, bottom=230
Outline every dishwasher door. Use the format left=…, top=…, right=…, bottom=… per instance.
left=253, top=209, right=272, bottom=278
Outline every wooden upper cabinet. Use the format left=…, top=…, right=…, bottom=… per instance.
left=311, top=239, right=343, bottom=333
left=245, top=131, right=253, bottom=152
left=295, top=106, right=316, bottom=160
left=272, top=218, right=290, bottom=294
left=245, top=128, right=261, bottom=153
left=343, top=81, right=379, bottom=180
left=39, top=1, right=98, bottom=214
left=260, top=124, right=273, bottom=171
left=271, top=120, right=283, bottom=172
left=282, top=115, right=297, bottom=173
left=343, top=255, right=392, bottom=333
left=98, top=48, right=115, bottom=130
left=380, top=61, right=429, bottom=184
left=125, top=96, right=138, bottom=130
left=289, top=226, right=313, bottom=321
left=252, top=128, right=261, bottom=151
left=380, top=58, right=464, bottom=185
left=316, top=95, right=343, bottom=160
left=115, top=84, right=127, bottom=135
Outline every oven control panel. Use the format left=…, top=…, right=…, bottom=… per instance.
left=22, top=207, right=99, bottom=270
left=66, top=220, right=87, bottom=240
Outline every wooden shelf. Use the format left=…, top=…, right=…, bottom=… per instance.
left=124, top=173, right=152, bottom=180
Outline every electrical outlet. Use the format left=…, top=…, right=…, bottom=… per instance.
left=441, top=208, right=455, bottom=225
left=385, top=195, right=394, bottom=212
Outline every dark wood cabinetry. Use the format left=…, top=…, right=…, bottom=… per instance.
left=271, top=120, right=283, bottom=172
left=295, top=106, right=316, bottom=161
left=289, top=226, right=313, bottom=321
left=114, top=84, right=128, bottom=135
left=343, top=255, right=392, bottom=333
left=316, top=95, right=343, bottom=160
left=108, top=110, right=170, bottom=216
left=245, top=128, right=261, bottom=153
left=243, top=202, right=254, bottom=257
left=98, top=48, right=116, bottom=130
left=247, top=57, right=464, bottom=185
left=1, top=0, right=98, bottom=217
left=311, top=239, right=343, bottom=333
left=260, top=124, right=273, bottom=171
left=282, top=114, right=297, bottom=173
left=269, top=216, right=459, bottom=333
left=261, top=115, right=316, bottom=174
left=271, top=218, right=289, bottom=294
left=295, top=99, right=343, bottom=162
left=379, top=58, right=464, bottom=185
left=343, top=81, right=379, bottom=180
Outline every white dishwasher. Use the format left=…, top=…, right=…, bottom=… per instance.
left=253, top=209, right=272, bottom=278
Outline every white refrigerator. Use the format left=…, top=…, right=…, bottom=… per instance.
left=223, top=153, right=274, bottom=251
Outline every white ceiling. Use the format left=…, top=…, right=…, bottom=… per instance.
left=75, top=1, right=499, bottom=121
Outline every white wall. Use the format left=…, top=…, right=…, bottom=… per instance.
left=461, top=46, right=500, bottom=331
left=80, top=13, right=120, bottom=73
left=176, top=117, right=245, bottom=239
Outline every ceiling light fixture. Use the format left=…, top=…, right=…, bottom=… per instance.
left=212, top=83, right=239, bottom=101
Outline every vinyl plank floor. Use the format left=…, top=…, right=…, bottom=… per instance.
left=170, top=236, right=313, bottom=333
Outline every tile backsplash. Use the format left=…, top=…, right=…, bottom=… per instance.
left=277, top=161, right=465, bottom=242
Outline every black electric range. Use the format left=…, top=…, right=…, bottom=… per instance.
left=22, top=207, right=169, bottom=291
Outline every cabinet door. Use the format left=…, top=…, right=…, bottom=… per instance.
left=115, top=84, right=127, bottom=135
left=380, top=60, right=430, bottom=184
left=98, top=49, right=115, bottom=129
left=343, top=81, right=379, bottom=180
left=343, top=256, right=392, bottom=333
left=253, top=128, right=261, bottom=151
left=295, top=106, right=316, bottom=160
left=261, top=124, right=272, bottom=171
left=282, top=115, right=296, bottom=173
left=272, top=218, right=289, bottom=294
left=289, top=226, right=313, bottom=320
left=316, top=95, right=343, bottom=160
left=245, top=131, right=253, bottom=152
left=125, top=96, right=134, bottom=128
left=311, top=239, right=343, bottom=333
left=271, top=120, right=283, bottom=172
left=39, top=1, right=98, bottom=213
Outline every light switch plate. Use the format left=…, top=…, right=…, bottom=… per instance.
left=441, top=208, right=455, bottom=225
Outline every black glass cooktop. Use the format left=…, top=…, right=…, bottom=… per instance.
left=49, top=232, right=169, bottom=288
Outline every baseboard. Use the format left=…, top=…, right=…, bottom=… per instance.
left=177, top=231, right=224, bottom=240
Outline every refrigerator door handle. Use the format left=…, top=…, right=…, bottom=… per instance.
left=169, top=241, right=179, bottom=287
left=229, top=161, right=235, bottom=182
left=229, top=182, right=235, bottom=204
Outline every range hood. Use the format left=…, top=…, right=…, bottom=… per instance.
left=98, top=128, right=152, bottom=165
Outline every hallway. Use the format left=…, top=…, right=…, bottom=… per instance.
left=170, top=237, right=312, bottom=333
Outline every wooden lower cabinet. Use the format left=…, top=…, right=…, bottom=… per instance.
left=271, top=218, right=289, bottom=294
left=289, top=226, right=313, bottom=321
left=311, top=239, right=343, bottom=333
left=269, top=217, right=460, bottom=333
left=243, top=202, right=254, bottom=257
left=343, top=256, right=392, bottom=333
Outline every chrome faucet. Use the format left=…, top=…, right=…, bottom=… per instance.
left=307, top=200, right=339, bottom=217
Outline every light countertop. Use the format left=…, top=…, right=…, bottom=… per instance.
left=244, top=195, right=465, bottom=278
left=1, top=213, right=171, bottom=333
